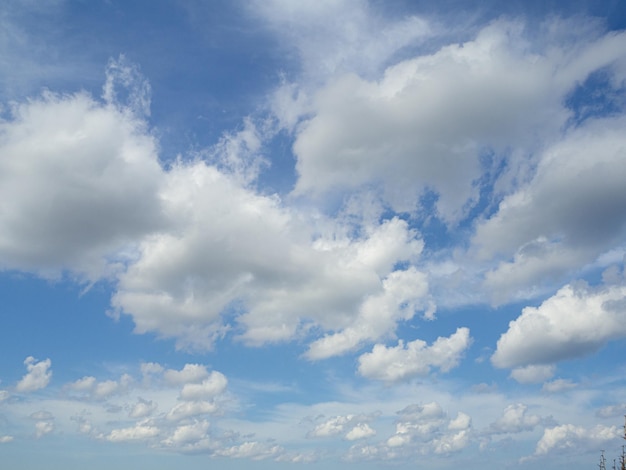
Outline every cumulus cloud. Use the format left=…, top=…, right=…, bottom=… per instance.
left=307, top=414, right=377, bottom=441
left=34, top=420, right=54, bottom=438
left=532, top=424, right=620, bottom=457
left=15, top=357, right=51, bottom=392
left=66, top=373, right=133, bottom=400
left=289, top=20, right=626, bottom=223
left=476, top=116, right=626, bottom=303
left=0, top=436, right=14, bottom=443
left=489, top=404, right=543, bottom=434
left=105, top=423, right=160, bottom=443
left=357, top=327, right=471, bottom=381
left=179, top=371, right=228, bottom=401
left=492, top=282, right=626, bottom=369
left=161, top=420, right=211, bottom=448
left=378, top=403, right=472, bottom=457
left=163, top=364, right=210, bottom=386
left=213, top=441, right=284, bottom=460
left=128, top=398, right=157, bottom=419
left=0, top=89, right=164, bottom=279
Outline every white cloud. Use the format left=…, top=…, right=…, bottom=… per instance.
left=161, top=420, right=210, bottom=447
left=105, top=423, right=160, bottom=443
left=15, top=357, right=51, bottom=392
left=0, top=390, right=9, bottom=401
left=163, top=364, right=209, bottom=385
left=113, top=162, right=428, bottom=352
left=179, top=371, right=228, bottom=401
left=489, top=404, right=542, bottom=434
left=290, top=19, right=602, bottom=222
left=357, top=327, right=471, bottom=382
left=345, top=423, right=376, bottom=441
left=213, top=441, right=284, bottom=460
left=532, top=424, right=620, bottom=457
left=492, top=282, right=626, bottom=369
left=128, top=398, right=157, bottom=419
left=542, top=379, right=577, bottom=393
left=510, top=365, right=556, bottom=384
left=35, top=420, right=54, bottom=438
left=0, top=436, right=14, bottom=443
left=379, top=403, right=472, bottom=457
left=475, top=115, right=626, bottom=303
left=0, top=90, right=164, bottom=279
left=67, top=376, right=96, bottom=392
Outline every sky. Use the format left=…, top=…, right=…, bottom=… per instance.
left=1, top=0, right=626, bottom=468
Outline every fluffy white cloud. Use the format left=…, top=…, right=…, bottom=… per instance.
left=345, top=423, right=376, bottom=441
left=489, top=404, right=542, bottom=434
left=213, top=441, right=284, bottom=460
left=112, top=162, right=428, bottom=351
left=475, top=116, right=626, bottom=303
left=0, top=90, right=164, bottom=279
left=163, top=364, right=209, bottom=385
left=492, top=282, right=626, bottom=369
left=35, top=420, right=54, bottom=438
left=0, top=390, right=9, bottom=401
left=380, top=403, right=472, bottom=457
left=128, top=398, right=157, bottom=419
left=289, top=20, right=625, bottom=222
left=0, top=436, right=14, bottom=443
left=66, top=373, right=133, bottom=400
left=15, top=357, right=51, bottom=392
left=357, top=327, right=471, bottom=381
left=105, top=423, right=160, bottom=442
left=161, top=420, right=210, bottom=448
left=179, top=371, right=228, bottom=401
left=533, top=424, right=620, bottom=457
left=308, top=414, right=376, bottom=440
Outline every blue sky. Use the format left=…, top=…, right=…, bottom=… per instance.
left=1, top=0, right=626, bottom=468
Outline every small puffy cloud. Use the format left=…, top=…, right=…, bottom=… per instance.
left=357, top=327, right=471, bottom=382
left=161, top=420, right=210, bottom=448
left=489, top=404, right=542, bottom=434
left=492, top=283, right=626, bottom=369
left=533, top=424, right=620, bottom=457
left=179, top=371, right=227, bottom=401
left=67, top=376, right=96, bottom=392
left=0, top=436, right=14, bottom=443
left=128, top=398, right=157, bottom=419
left=213, top=441, right=284, bottom=460
left=105, top=423, right=160, bottom=443
left=163, top=364, right=209, bottom=385
left=0, top=390, right=9, bottom=401
left=383, top=403, right=472, bottom=456
left=510, top=365, right=555, bottom=384
left=345, top=423, right=376, bottom=441
left=15, top=357, right=51, bottom=392
left=35, top=420, right=54, bottom=438
left=542, top=379, right=577, bottom=393
left=66, top=374, right=133, bottom=400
